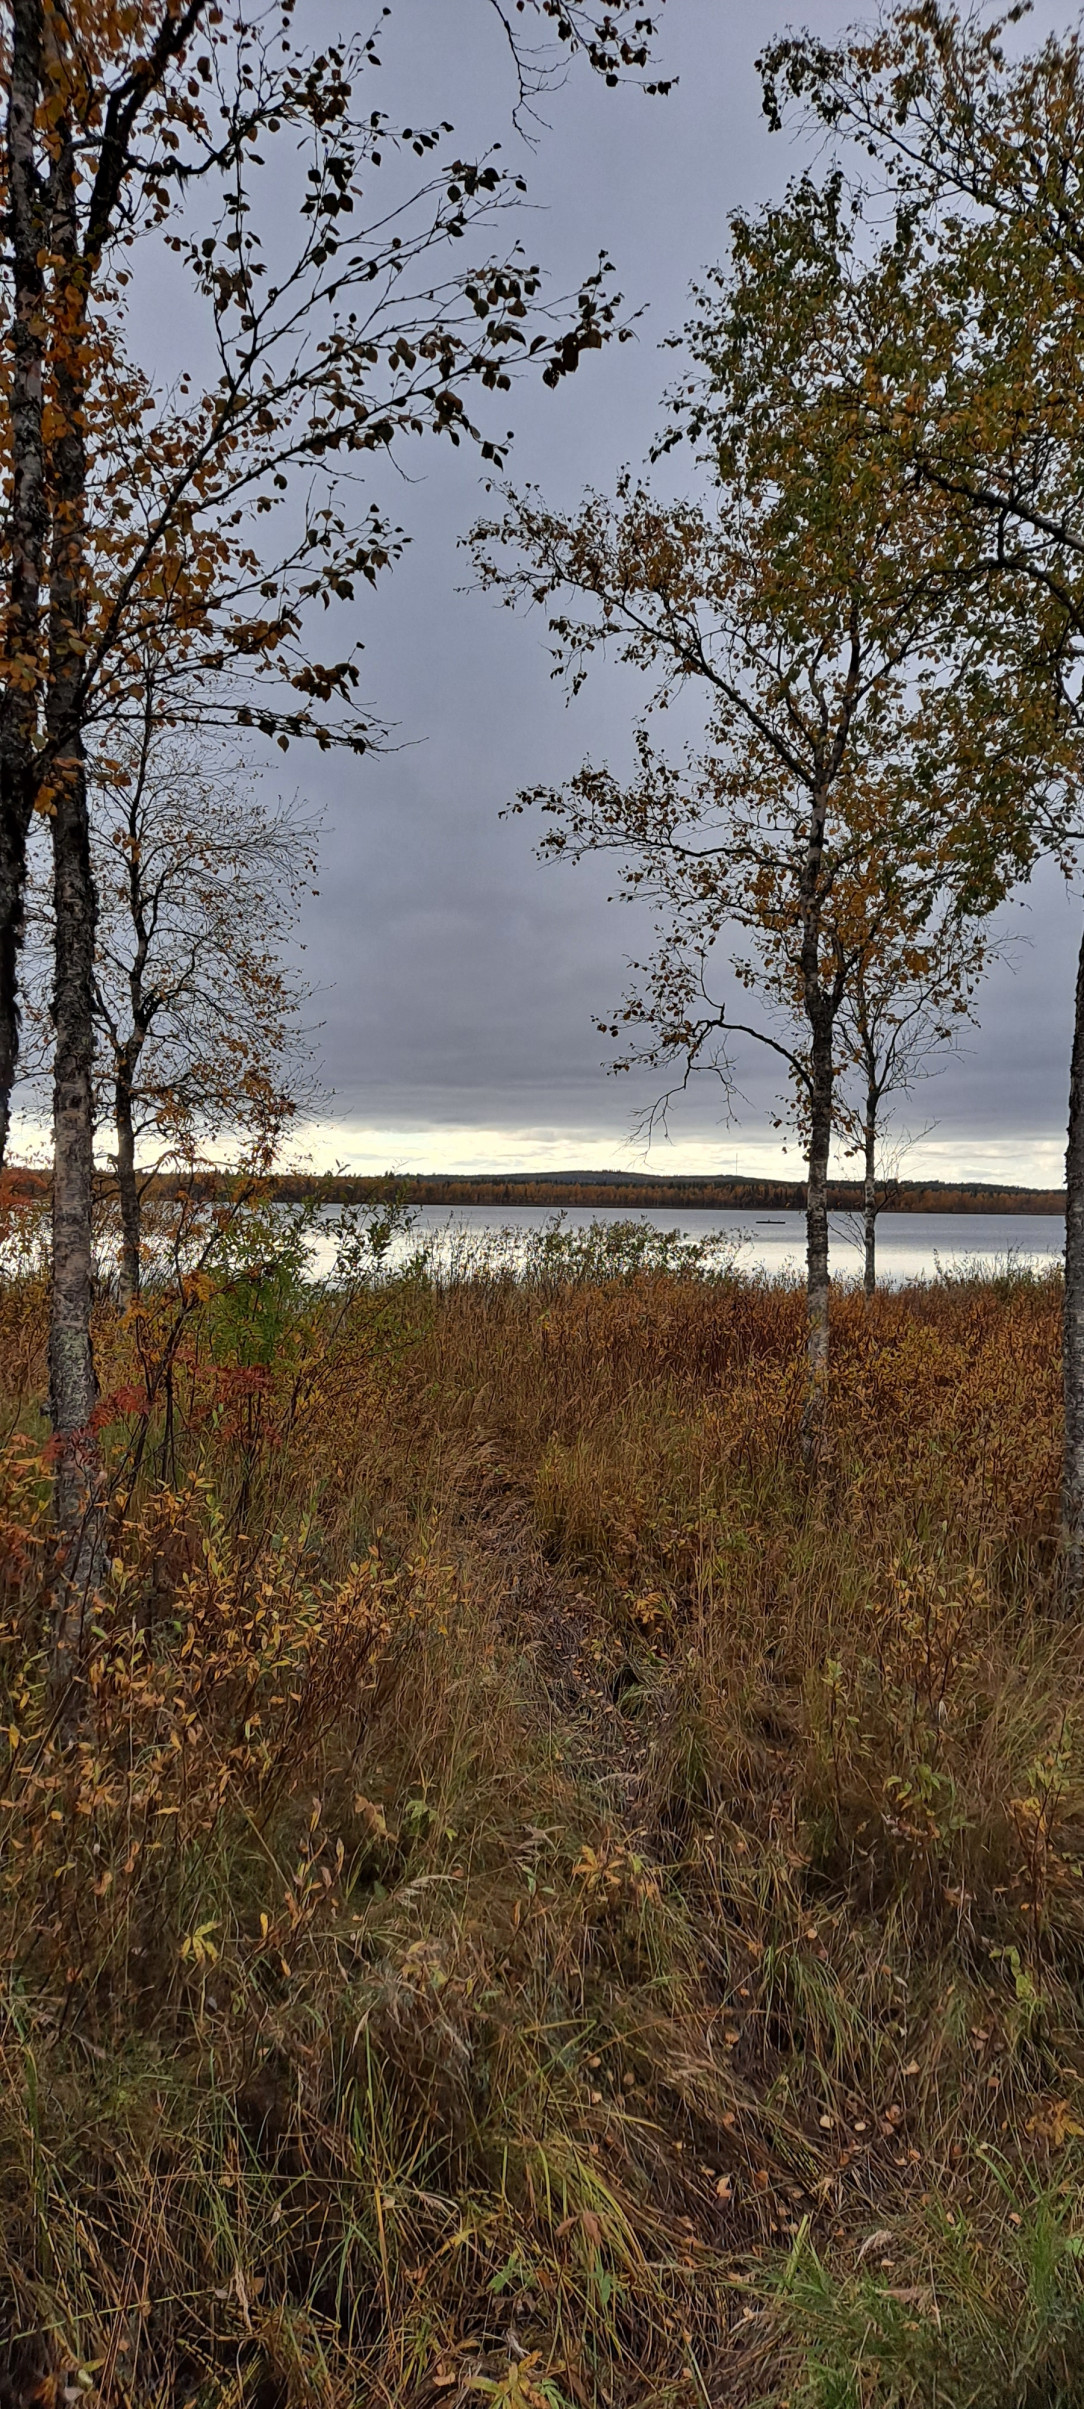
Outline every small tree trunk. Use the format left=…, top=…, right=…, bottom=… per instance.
left=0, top=806, right=30, bottom=1168
left=0, top=0, right=47, bottom=1163
left=803, top=1007, right=833, bottom=1462
left=115, top=1065, right=141, bottom=1307
left=50, top=750, right=105, bottom=1699
left=47, top=122, right=104, bottom=1676
left=50, top=754, right=102, bottom=1630
left=1062, top=913, right=1084, bottom=1602
left=863, top=1092, right=877, bottom=1299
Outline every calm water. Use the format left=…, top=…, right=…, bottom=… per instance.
left=388, top=1205, right=1065, bottom=1284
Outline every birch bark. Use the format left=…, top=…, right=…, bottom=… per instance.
left=800, top=777, right=835, bottom=1462
left=46, top=122, right=105, bottom=1654
left=1062, top=917, right=1084, bottom=1599
left=114, top=1054, right=142, bottom=1309
left=863, top=1093, right=877, bottom=1298
left=0, top=0, right=46, bottom=1162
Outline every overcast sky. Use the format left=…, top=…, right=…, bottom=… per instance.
left=20, top=0, right=1076, bottom=1184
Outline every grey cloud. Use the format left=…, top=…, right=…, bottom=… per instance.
left=156, top=0, right=1084, bottom=1179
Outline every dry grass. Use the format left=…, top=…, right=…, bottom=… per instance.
left=0, top=1209, right=1081, bottom=2407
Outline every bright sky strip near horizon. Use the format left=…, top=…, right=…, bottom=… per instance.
left=13, top=0, right=1077, bottom=1185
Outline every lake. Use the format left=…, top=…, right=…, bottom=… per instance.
left=386, top=1205, right=1065, bottom=1283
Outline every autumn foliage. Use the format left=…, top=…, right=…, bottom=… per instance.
left=0, top=1208, right=1082, bottom=2405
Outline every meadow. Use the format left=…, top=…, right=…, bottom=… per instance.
left=0, top=1202, right=1081, bottom=2409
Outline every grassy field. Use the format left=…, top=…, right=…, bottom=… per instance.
left=0, top=1209, right=1081, bottom=2407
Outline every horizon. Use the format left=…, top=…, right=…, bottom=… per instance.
left=128, top=0, right=1082, bottom=1189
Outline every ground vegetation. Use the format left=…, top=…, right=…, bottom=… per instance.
left=0, top=1200, right=1079, bottom=2407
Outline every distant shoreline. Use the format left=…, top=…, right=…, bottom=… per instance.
left=270, top=1171, right=1066, bottom=1214
left=3, top=1167, right=1064, bottom=1214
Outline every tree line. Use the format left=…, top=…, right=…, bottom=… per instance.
left=257, top=1173, right=1065, bottom=1213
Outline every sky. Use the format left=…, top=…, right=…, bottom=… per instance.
left=16, top=0, right=1076, bottom=1186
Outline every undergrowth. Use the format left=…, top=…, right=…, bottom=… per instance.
left=0, top=1194, right=1080, bottom=2406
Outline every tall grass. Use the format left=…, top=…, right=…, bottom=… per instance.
left=0, top=1203, right=1080, bottom=2406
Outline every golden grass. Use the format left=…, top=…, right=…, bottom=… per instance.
left=0, top=1229, right=1081, bottom=2407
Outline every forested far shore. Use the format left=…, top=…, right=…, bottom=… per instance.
left=271, top=1172, right=1066, bottom=1213
left=2, top=1165, right=1064, bottom=1215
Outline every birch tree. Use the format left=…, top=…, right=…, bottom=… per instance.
left=759, top=1, right=1084, bottom=1588
left=476, top=177, right=1041, bottom=1446
left=88, top=727, right=314, bottom=1306
left=20, top=733, right=312, bottom=1300
left=19, top=725, right=315, bottom=1306
left=832, top=909, right=989, bottom=1295
left=0, top=0, right=670, bottom=1646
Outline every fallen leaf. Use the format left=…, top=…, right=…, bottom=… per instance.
left=1027, top=2099, right=1084, bottom=2147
